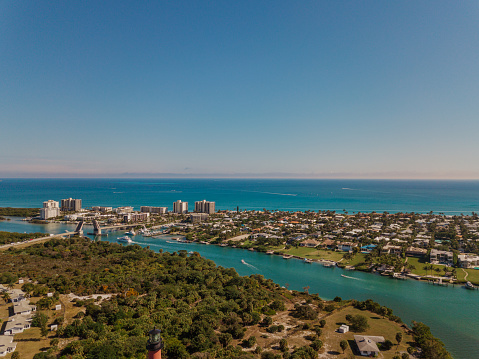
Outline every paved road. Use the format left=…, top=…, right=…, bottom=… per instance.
left=0, top=231, right=77, bottom=251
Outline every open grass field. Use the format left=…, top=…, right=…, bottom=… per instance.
left=456, top=267, right=479, bottom=285
left=321, top=306, right=413, bottom=359
left=276, top=247, right=346, bottom=262
left=407, top=257, right=448, bottom=277
left=341, top=253, right=367, bottom=268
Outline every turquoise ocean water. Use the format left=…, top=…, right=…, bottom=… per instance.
left=1, top=178, right=478, bottom=214
left=1, top=178, right=479, bottom=358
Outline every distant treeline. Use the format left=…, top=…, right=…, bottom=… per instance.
left=0, top=207, right=40, bottom=217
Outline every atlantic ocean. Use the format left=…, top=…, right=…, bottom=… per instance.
left=1, top=179, right=478, bottom=215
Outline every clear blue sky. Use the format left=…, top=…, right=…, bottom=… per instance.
left=1, top=1, right=478, bottom=178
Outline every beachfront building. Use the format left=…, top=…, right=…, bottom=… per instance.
left=0, top=335, right=17, bottom=357
left=61, top=198, right=82, bottom=212
left=195, top=200, right=215, bottom=214
left=173, top=200, right=188, bottom=214
left=354, top=335, right=384, bottom=357
left=40, top=200, right=60, bottom=219
left=141, top=206, right=168, bottom=214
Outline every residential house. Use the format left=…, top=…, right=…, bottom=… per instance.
left=381, top=244, right=402, bottom=256
left=13, top=301, right=36, bottom=316
left=337, top=242, right=357, bottom=252
left=300, top=239, right=321, bottom=248
left=406, top=247, right=427, bottom=258
left=0, top=335, right=17, bottom=357
left=458, top=254, right=479, bottom=268
left=354, top=335, right=385, bottom=357
left=430, top=249, right=454, bottom=265
left=3, top=315, right=32, bottom=335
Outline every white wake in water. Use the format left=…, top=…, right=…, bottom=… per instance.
left=241, top=260, right=259, bottom=270
left=341, top=274, right=366, bottom=281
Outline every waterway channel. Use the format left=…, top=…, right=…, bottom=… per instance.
left=1, top=218, right=477, bottom=359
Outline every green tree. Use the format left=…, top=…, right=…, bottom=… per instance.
left=349, top=315, right=369, bottom=332
left=340, top=340, right=348, bottom=353
left=396, top=332, right=403, bottom=350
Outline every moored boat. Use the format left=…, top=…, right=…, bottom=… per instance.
left=466, top=281, right=475, bottom=290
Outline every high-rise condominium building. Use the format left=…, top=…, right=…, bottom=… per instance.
left=195, top=200, right=215, bottom=214
left=61, top=198, right=82, bottom=212
left=173, top=200, right=188, bottom=214
left=40, top=200, right=60, bottom=219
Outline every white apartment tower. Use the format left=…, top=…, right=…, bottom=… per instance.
left=40, top=200, right=60, bottom=219
left=195, top=200, right=215, bottom=214
left=173, top=200, right=188, bottom=214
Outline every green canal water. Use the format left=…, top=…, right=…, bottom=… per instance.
left=1, top=218, right=478, bottom=359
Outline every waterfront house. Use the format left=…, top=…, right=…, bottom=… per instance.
left=430, top=249, right=454, bottom=265
left=360, top=244, right=376, bottom=253
left=320, top=239, right=335, bottom=249
left=354, top=335, right=384, bottom=356
left=300, top=239, right=321, bottom=248
left=0, top=335, right=17, bottom=357
left=406, top=246, right=428, bottom=258
left=337, top=242, right=357, bottom=252
left=381, top=244, right=402, bottom=256
left=458, top=254, right=479, bottom=268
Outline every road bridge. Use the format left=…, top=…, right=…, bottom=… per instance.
left=92, top=220, right=139, bottom=235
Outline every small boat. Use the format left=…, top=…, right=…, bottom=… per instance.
left=304, top=258, right=313, bottom=263
left=125, top=230, right=136, bottom=235
left=283, top=255, right=293, bottom=259
left=466, top=281, right=475, bottom=290
left=241, top=259, right=246, bottom=264
left=118, top=236, right=133, bottom=243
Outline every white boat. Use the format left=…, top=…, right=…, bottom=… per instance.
left=304, top=258, right=313, bottom=263
left=125, top=230, right=136, bottom=235
left=283, top=255, right=293, bottom=259
left=241, top=259, right=246, bottom=264
left=466, top=281, right=475, bottom=290
left=118, top=236, right=133, bottom=243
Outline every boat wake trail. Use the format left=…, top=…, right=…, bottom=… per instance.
left=241, top=259, right=259, bottom=270
left=341, top=274, right=366, bottom=281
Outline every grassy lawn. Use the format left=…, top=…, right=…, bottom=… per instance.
left=275, top=247, right=345, bottom=262
left=342, top=253, right=367, bottom=267
left=8, top=327, right=54, bottom=359
left=322, top=306, right=413, bottom=358
left=406, top=257, right=448, bottom=277
left=456, top=268, right=479, bottom=285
